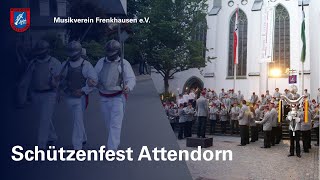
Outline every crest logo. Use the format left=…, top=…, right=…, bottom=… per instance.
left=10, top=8, right=30, bottom=32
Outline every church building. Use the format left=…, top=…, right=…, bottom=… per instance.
left=151, top=0, right=320, bottom=100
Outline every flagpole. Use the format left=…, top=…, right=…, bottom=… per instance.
left=301, top=1, right=306, bottom=95
left=302, top=62, right=304, bottom=95
left=233, top=5, right=239, bottom=91
left=234, top=64, right=236, bottom=90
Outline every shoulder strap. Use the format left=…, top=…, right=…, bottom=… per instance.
left=59, top=60, right=70, bottom=77
left=81, top=59, right=85, bottom=67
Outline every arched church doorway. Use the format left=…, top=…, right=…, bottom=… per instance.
left=183, top=76, right=204, bottom=94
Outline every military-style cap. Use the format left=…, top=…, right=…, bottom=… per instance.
left=33, top=40, right=49, bottom=56
left=105, top=40, right=121, bottom=57
left=66, top=41, right=82, bottom=57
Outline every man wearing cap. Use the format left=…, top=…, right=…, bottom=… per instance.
left=230, top=102, right=240, bottom=134
left=21, top=40, right=61, bottom=149
left=269, top=103, right=278, bottom=146
left=255, top=106, right=273, bottom=148
left=196, top=91, right=209, bottom=138
left=286, top=105, right=302, bottom=157
left=238, top=100, right=251, bottom=146
left=177, top=94, right=185, bottom=105
left=304, top=89, right=310, bottom=99
left=250, top=92, right=259, bottom=105
left=95, top=40, right=136, bottom=150
left=229, top=89, right=238, bottom=105
left=209, top=103, right=219, bottom=134
left=260, top=94, right=267, bottom=106
left=219, top=89, right=226, bottom=101
left=273, top=88, right=281, bottom=99
left=265, top=90, right=272, bottom=102
left=60, top=41, right=98, bottom=150
left=301, top=97, right=312, bottom=152
left=237, top=90, right=244, bottom=104
left=183, top=91, right=190, bottom=106
left=220, top=104, right=229, bottom=134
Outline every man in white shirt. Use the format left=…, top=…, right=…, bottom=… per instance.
left=95, top=40, right=136, bottom=151
left=23, top=40, right=61, bottom=149
left=177, top=94, right=185, bottom=105
left=60, top=41, right=98, bottom=150
left=273, top=88, right=281, bottom=99
left=183, top=91, right=189, bottom=105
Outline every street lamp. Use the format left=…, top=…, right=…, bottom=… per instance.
left=270, top=68, right=281, bottom=89
left=270, top=68, right=281, bottom=77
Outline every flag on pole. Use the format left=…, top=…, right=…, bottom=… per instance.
left=233, top=7, right=239, bottom=65
left=301, top=1, right=306, bottom=63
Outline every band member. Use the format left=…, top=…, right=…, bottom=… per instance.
left=22, top=40, right=61, bottom=149
left=178, top=103, right=186, bottom=140
left=255, top=106, right=272, bottom=148
left=95, top=40, right=136, bottom=150
left=238, top=100, right=250, bottom=146
left=304, top=89, right=311, bottom=99
left=196, top=91, right=209, bottom=138
left=265, top=90, right=272, bottom=102
left=61, top=41, right=98, bottom=150
left=273, top=88, right=281, bottom=99
left=301, top=105, right=312, bottom=152
left=229, top=89, right=238, bottom=105
left=168, top=104, right=177, bottom=131
left=183, top=91, right=189, bottom=106
left=219, top=88, right=226, bottom=101
left=249, top=106, right=258, bottom=142
left=250, top=92, right=259, bottom=106
left=286, top=105, right=301, bottom=158
left=237, top=90, right=244, bottom=104
left=230, top=102, right=240, bottom=134
left=313, top=105, right=319, bottom=146
left=222, top=94, right=231, bottom=113
left=253, top=104, right=262, bottom=141
left=220, top=104, right=228, bottom=134
left=260, top=94, right=267, bottom=106
left=177, top=94, right=185, bottom=105
left=269, top=103, right=278, bottom=146
left=209, top=103, right=219, bottom=134
left=188, top=89, right=196, bottom=104
left=184, top=102, right=194, bottom=137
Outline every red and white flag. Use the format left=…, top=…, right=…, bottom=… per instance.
left=233, top=7, right=239, bottom=65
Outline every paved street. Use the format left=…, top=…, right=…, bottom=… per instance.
left=178, top=136, right=319, bottom=180
left=7, top=76, right=192, bottom=180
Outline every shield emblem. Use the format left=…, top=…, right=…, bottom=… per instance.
left=10, top=8, right=30, bottom=32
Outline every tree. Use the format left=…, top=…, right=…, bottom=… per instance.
left=127, top=0, right=210, bottom=93
left=67, top=0, right=108, bottom=41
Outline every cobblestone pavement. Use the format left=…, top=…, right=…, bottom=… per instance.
left=178, top=136, right=319, bottom=180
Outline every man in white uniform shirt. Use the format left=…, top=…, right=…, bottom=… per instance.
left=61, top=41, right=98, bottom=150
left=22, top=40, right=61, bottom=149
left=183, top=91, right=189, bottom=105
left=95, top=40, right=136, bottom=151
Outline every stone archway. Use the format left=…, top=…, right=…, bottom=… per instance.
left=183, top=76, right=204, bottom=93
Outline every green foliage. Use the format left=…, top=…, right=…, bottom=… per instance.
left=42, top=32, right=67, bottom=61
left=127, top=0, right=209, bottom=93
left=82, top=40, right=105, bottom=65
left=160, top=92, right=177, bottom=103
left=67, top=0, right=108, bottom=41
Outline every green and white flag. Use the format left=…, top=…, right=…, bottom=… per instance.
left=301, top=2, right=306, bottom=63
